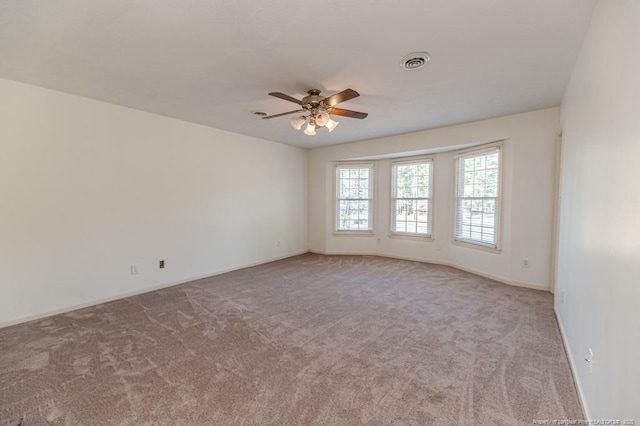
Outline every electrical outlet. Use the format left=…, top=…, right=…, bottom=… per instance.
left=561, top=290, right=566, bottom=304
left=159, top=260, right=165, bottom=269
left=277, top=240, right=282, bottom=247
left=130, top=265, right=139, bottom=275
left=435, top=243, right=442, bottom=251
left=522, top=258, right=530, bottom=268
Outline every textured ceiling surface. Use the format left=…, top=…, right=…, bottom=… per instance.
left=0, top=0, right=597, bottom=148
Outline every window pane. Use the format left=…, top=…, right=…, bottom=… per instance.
left=336, top=166, right=372, bottom=231
left=455, top=149, right=500, bottom=246
left=391, top=160, right=432, bottom=236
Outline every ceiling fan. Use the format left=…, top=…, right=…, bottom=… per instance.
left=263, top=89, right=368, bottom=136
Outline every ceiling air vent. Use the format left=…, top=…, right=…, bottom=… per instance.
left=400, top=52, right=431, bottom=70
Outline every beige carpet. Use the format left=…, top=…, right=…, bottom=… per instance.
left=1, top=254, right=582, bottom=425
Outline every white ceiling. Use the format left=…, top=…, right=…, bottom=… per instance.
left=0, top=0, right=597, bottom=148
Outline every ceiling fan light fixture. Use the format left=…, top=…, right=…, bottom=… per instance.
left=290, top=115, right=306, bottom=130
left=315, top=111, right=330, bottom=127
left=325, top=118, right=339, bottom=132
left=303, top=121, right=316, bottom=136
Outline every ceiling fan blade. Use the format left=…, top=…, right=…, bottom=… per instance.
left=262, top=110, right=304, bottom=119
left=268, top=92, right=303, bottom=105
left=323, top=89, right=360, bottom=107
left=329, top=107, right=368, bottom=119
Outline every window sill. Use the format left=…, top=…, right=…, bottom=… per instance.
left=451, top=239, right=501, bottom=254
left=333, top=230, right=375, bottom=237
left=388, top=233, right=434, bottom=242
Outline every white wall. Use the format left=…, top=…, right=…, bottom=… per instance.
left=0, top=78, right=307, bottom=326
left=308, top=108, right=559, bottom=290
left=557, top=0, right=640, bottom=420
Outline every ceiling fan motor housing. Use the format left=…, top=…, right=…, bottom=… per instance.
left=302, top=89, right=326, bottom=107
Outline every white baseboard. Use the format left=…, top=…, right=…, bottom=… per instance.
left=448, top=262, right=549, bottom=291
left=308, top=249, right=377, bottom=256
left=0, top=250, right=309, bottom=329
left=312, top=249, right=549, bottom=291
left=554, top=306, right=591, bottom=421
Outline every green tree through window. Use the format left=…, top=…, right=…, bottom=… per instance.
left=336, top=164, right=373, bottom=231
left=392, top=159, right=433, bottom=236
left=455, top=147, right=501, bottom=247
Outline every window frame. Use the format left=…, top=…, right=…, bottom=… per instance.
left=389, top=156, right=434, bottom=239
left=334, top=162, right=375, bottom=235
left=452, top=142, right=503, bottom=251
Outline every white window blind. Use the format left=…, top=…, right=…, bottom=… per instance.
left=454, top=146, right=501, bottom=247
left=391, top=159, right=433, bottom=236
left=336, top=164, right=373, bottom=232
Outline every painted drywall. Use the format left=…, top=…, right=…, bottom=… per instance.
left=556, top=0, right=640, bottom=420
left=0, top=78, right=307, bottom=326
left=308, top=108, right=559, bottom=290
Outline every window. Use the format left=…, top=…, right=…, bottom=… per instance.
left=335, top=163, right=373, bottom=232
left=391, top=158, right=433, bottom=237
left=454, top=145, right=501, bottom=248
